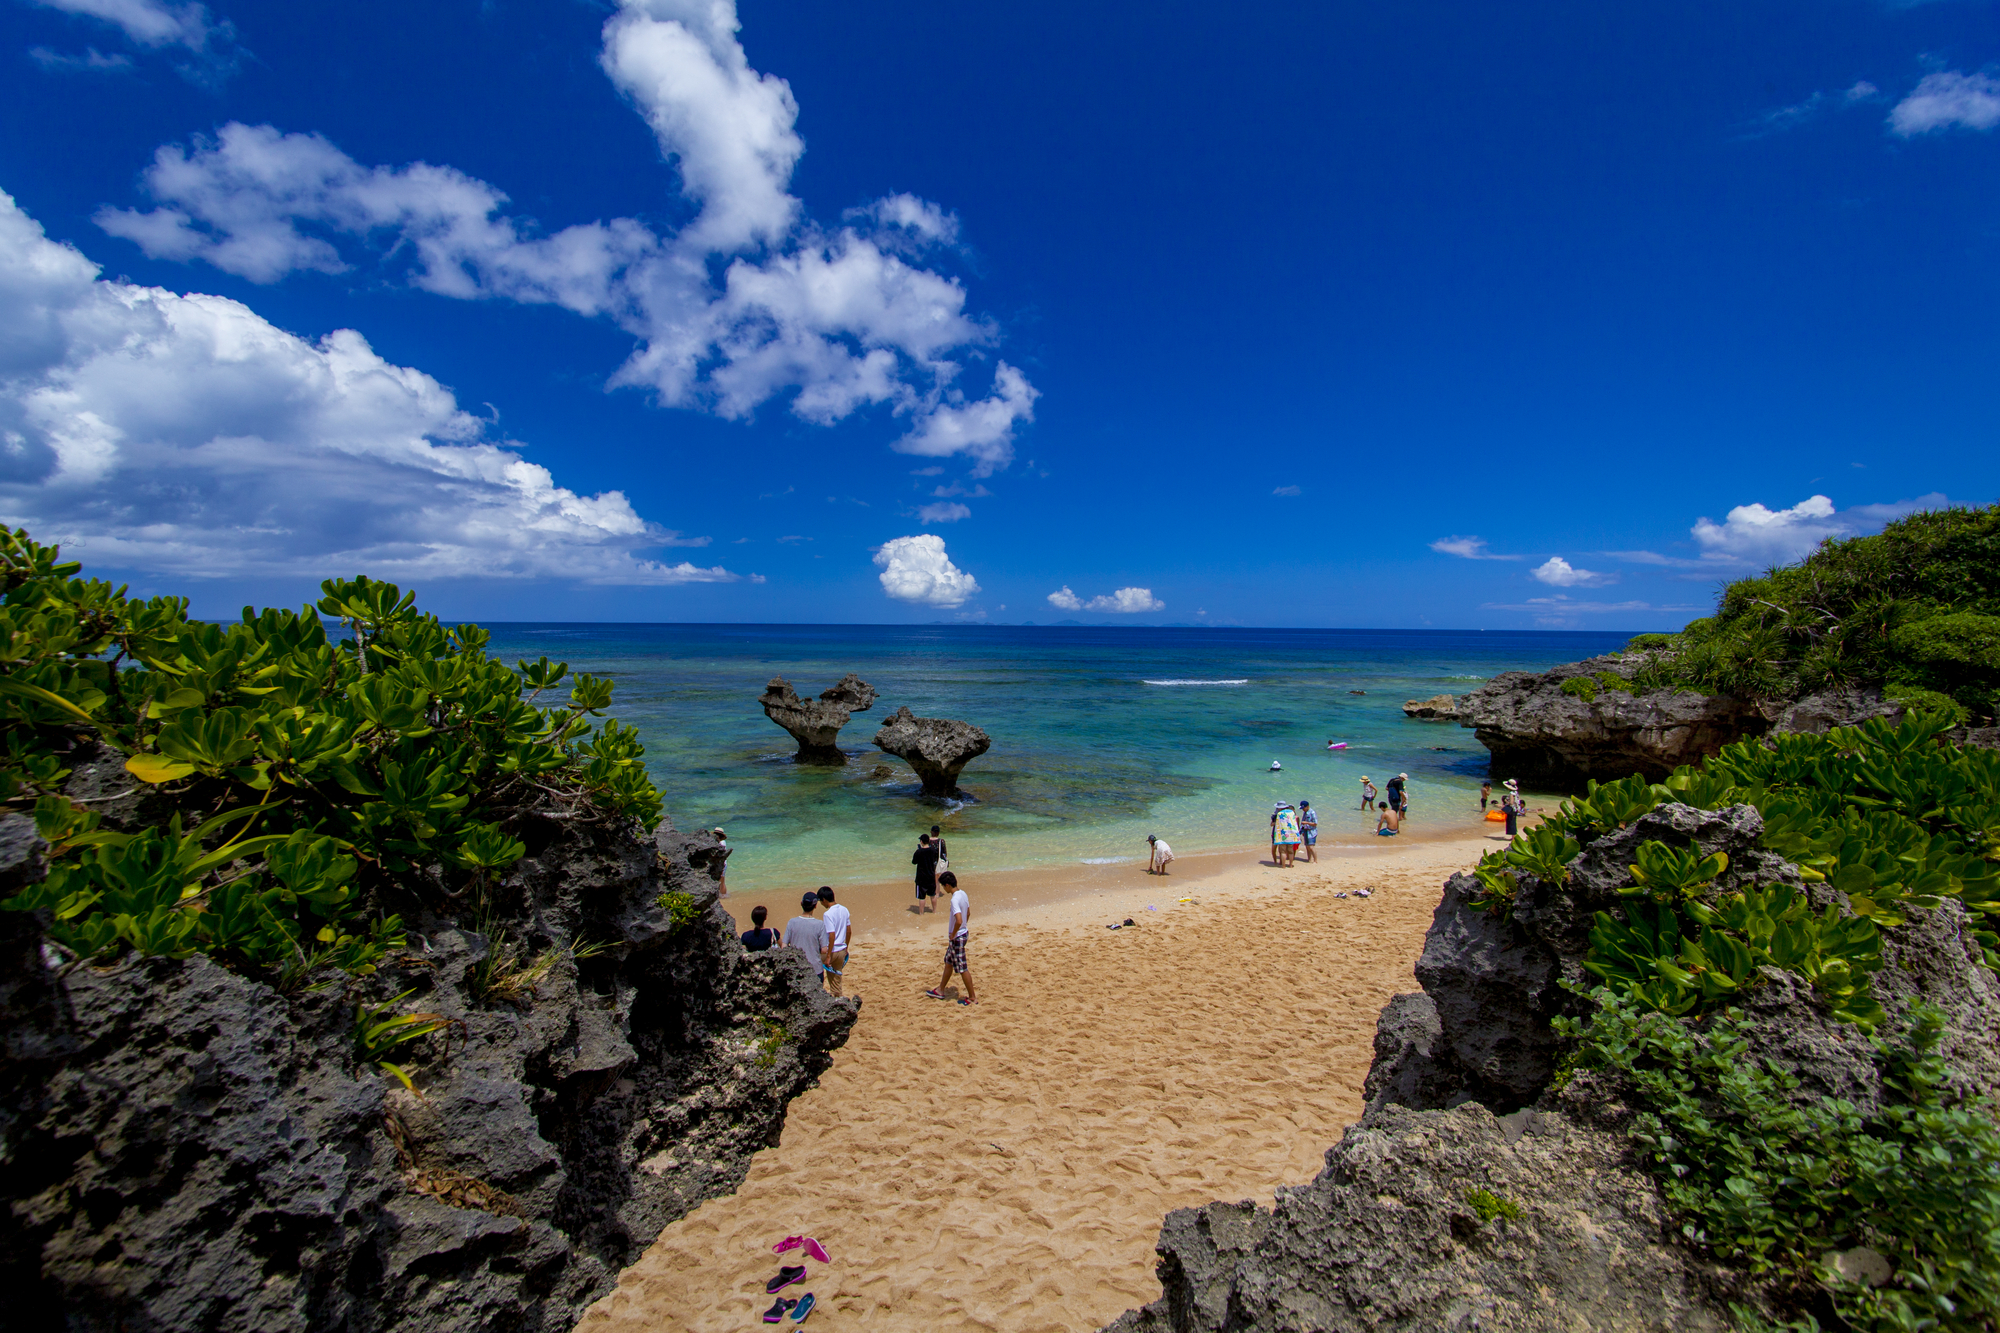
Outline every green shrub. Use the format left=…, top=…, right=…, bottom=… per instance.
left=1559, top=994, right=2000, bottom=1331
left=1560, top=675, right=1600, bottom=703
left=0, top=527, right=665, bottom=981
left=1465, top=1187, right=1523, bottom=1223
left=656, top=890, right=702, bottom=933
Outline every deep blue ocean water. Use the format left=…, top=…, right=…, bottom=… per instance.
left=478, top=625, right=1631, bottom=892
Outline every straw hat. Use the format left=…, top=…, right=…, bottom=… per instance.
left=1503, top=779, right=1519, bottom=790
left=1398, top=772, right=1409, bottom=779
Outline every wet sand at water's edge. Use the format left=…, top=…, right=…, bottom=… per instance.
left=579, top=824, right=1509, bottom=1333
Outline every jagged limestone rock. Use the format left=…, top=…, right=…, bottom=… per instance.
left=871, top=706, right=991, bottom=800
left=758, top=673, right=878, bottom=764
left=1401, top=694, right=1460, bottom=719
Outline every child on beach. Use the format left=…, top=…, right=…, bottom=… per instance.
left=1480, top=780, right=1492, bottom=811
left=741, top=905, right=779, bottom=952
left=817, top=886, right=851, bottom=997
left=912, top=833, right=940, bottom=911
left=1298, top=800, right=1318, bottom=863
left=925, top=871, right=976, bottom=1005
left=1359, top=777, right=1376, bottom=810
left=783, top=892, right=831, bottom=987
left=1376, top=805, right=1402, bottom=836
left=1147, top=833, right=1174, bottom=874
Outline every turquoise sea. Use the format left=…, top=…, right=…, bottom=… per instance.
left=480, top=625, right=1631, bottom=893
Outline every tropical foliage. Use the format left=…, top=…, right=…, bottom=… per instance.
left=1624, top=502, right=2000, bottom=718
left=0, top=527, right=663, bottom=983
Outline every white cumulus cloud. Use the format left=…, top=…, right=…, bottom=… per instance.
left=0, top=189, right=737, bottom=586
left=1890, top=70, right=2000, bottom=135
left=1045, top=585, right=1163, bottom=613
left=874, top=534, right=979, bottom=607
left=1430, top=535, right=1521, bottom=561
left=1531, top=556, right=1616, bottom=588
left=1690, top=493, right=1947, bottom=566
left=94, top=0, right=1037, bottom=472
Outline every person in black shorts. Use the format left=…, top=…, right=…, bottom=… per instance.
left=912, top=832, right=940, bottom=912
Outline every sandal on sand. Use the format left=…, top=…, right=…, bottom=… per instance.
left=772, top=1236, right=804, bottom=1255
left=925, top=988, right=947, bottom=1000
left=801, top=1238, right=830, bottom=1264
left=958, top=997, right=975, bottom=1006
left=766, top=1266, right=806, bottom=1294
left=762, top=1297, right=796, bottom=1323
left=791, top=1293, right=816, bottom=1323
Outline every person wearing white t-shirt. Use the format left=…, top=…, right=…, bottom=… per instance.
left=816, top=886, right=852, bottom=997
left=925, top=871, right=976, bottom=1005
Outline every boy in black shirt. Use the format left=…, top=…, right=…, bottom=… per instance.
left=912, top=833, right=940, bottom=912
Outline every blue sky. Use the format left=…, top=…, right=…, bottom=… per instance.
left=1, top=0, right=1995, bottom=629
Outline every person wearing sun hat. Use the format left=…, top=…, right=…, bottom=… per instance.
left=1501, top=779, right=1521, bottom=837
left=711, top=827, right=731, bottom=896
left=1385, top=773, right=1408, bottom=817
left=1359, top=776, right=1377, bottom=810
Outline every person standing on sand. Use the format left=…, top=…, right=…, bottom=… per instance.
left=1377, top=804, right=1402, bottom=836
left=1271, top=802, right=1302, bottom=867
left=1502, top=779, right=1521, bottom=837
left=1480, top=780, right=1492, bottom=812
left=926, top=871, right=976, bottom=1005
left=740, top=905, right=779, bottom=952
left=1298, top=800, right=1319, bottom=863
left=1359, top=777, right=1376, bottom=810
left=783, top=891, right=831, bottom=987
left=712, top=827, right=731, bottom=897
left=1147, top=833, right=1174, bottom=874
left=912, top=833, right=941, bottom=911
left=817, top=886, right=851, bottom=997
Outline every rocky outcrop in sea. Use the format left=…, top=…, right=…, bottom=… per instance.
left=872, top=706, right=991, bottom=800
left=1400, top=694, right=1460, bottom=720
left=758, top=673, right=878, bottom=764
left=1101, top=802, right=2000, bottom=1331
left=0, top=786, right=854, bottom=1331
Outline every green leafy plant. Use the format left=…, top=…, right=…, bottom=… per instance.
left=1469, top=824, right=1581, bottom=915
left=0, top=528, right=667, bottom=982
left=656, top=890, right=701, bottom=933
left=1558, top=993, right=2000, bottom=1331
left=1465, top=1187, right=1523, bottom=1224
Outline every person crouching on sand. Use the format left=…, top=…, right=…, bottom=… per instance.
left=1147, top=833, right=1174, bottom=874
left=1376, top=804, right=1402, bottom=836
left=926, top=871, right=976, bottom=1005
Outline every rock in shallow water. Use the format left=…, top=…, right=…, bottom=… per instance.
left=758, top=673, right=878, bottom=764
left=871, top=706, right=990, bottom=800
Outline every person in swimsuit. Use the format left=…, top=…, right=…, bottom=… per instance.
left=1377, top=805, right=1402, bottom=836
left=1359, top=777, right=1376, bottom=810
left=1480, top=780, right=1492, bottom=811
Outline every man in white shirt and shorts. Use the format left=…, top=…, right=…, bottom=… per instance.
left=816, top=886, right=851, bottom=996
left=925, top=871, right=977, bottom=1006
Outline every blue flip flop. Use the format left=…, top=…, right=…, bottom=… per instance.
left=791, top=1292, right=816, bottom=1323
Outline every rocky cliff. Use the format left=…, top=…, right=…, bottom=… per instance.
left=0, top=794, right=854, bottom=1331
left=758, top=673, right=878, bottom=764
left=1103, top=802, right=2000, bottom=1331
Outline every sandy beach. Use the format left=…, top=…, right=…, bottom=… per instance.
left=579, top=825, right=1502, bottom=1333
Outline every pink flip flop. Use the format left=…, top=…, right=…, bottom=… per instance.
left=772, top=1236, right=804, bottom=1255
left=801, top=1237, right=830, bottom=1264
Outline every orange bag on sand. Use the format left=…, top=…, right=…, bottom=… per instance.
left=1485, top=809, right=1507, bottom=822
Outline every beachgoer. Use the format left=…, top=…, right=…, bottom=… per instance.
left=930, top=823, right=949, bottom=868
left=1377, top=805, right=1402, bottom=836
left=740, top=905, right=779, bottom=952
left=713, top=827, right=731, bottom=896
left=925, top=871, right=976, bottom=1005
left=912, top=833, right=940, bottom=911
left=783, top=891, right=830, bottom=987
left=817, top=886, right=851, bottom=997
left=1299, top=800, right=1318, bottom=863
left=1503, top=779, right=1521, bottom=837
left=1271, top=802, right=1302, bottom=867
left=1480, top=780, right=1492, bottom=811
left=1147, top=833, right=1174, bottom=875
left=1270, top=759, right=1283, bottom=772
left=1359, top=777, right=1376, bottom=810
left=1385, top=774, right=1407, bottom=814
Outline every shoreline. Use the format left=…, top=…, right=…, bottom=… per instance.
left=718, top=806, right=1529, bottom=943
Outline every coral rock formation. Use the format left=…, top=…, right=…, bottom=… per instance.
left=871, top=706, right=991, bottom=800
left=1103, top=801, right=2000, bottom=1332
left=0, top=804, right=855, bottom=1332
left=1401, top=694, right=1460, bottom=720
left=758, top=673, right=878, bottom=764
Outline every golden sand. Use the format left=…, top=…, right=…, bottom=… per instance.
left=578, top=830, right=1496, bottom=1332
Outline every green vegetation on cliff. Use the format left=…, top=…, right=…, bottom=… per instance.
left=0, top=528, right=664, bottom=981
left=1625, top=502, right=2000, bottom=720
